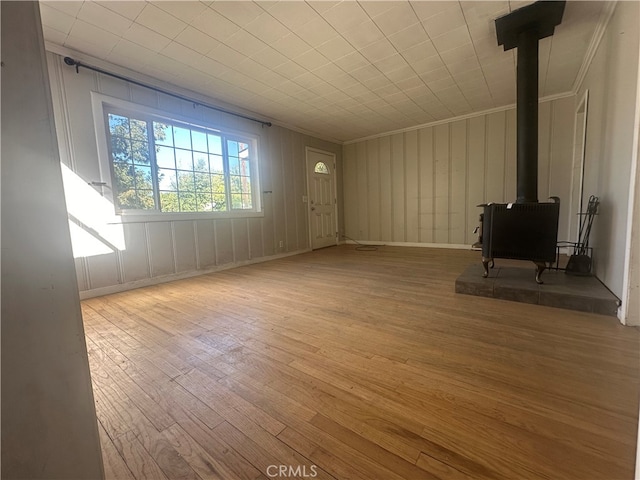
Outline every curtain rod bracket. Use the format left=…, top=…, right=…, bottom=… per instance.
left=62, top=56, right=272, bottom=128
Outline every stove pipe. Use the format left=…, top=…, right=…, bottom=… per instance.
left=495, top=1, right=566, bottom=204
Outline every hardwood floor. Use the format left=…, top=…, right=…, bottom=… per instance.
left=82, top=245, right=640, bottom=480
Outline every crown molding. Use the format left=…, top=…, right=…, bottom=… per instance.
left=343, top=91, right=575, bottom=145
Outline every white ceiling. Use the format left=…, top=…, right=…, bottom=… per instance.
left=40, top=1, right=608, bottom=142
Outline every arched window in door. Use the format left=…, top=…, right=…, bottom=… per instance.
left=314, top=161, right=330, bottom=174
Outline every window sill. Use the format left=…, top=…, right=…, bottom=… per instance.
left=108, top=210, right=264, bottom=224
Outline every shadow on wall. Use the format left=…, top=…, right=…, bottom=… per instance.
left=60, top=163, right=125, bottom=257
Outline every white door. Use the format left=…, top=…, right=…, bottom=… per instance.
left=307, top=149, right=337, bottom=250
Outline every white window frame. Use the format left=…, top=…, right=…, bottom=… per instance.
left=91, top=92, right=262, bottom=222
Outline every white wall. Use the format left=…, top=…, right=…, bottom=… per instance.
left=46, top=51, right=342, bottom=297
left=343, top=97, right=575, bottom=247
left=1, top=2, right=104, bottom=478
left=577, top=0, right=640, bottom=301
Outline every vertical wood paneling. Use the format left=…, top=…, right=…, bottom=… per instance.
left=74, top=258, right=88, bottom=291
left=504, top=109, right=517, bottom=203
left=96, top=72, right=130, bottom=102
left=418, top=127, right=434, bottom=243
left=48, top=56, right=74, bottom=169
left=485, top=111, right=506, bottom=203
left=260, top=135, right=275, bottom=256
left=281, top=129, right=297, bottom=250
left=214, top=219, right=233, bottom=265
left=232, top=219, right=250, bottom=262
left=366, top=139, right=381, bottom=241
left=292, top=134, right=307, bottom=249
left=120, top=223, right=150, bottom=283
left=434, top=124, right=449, bottom=243
left=378, top=136, right=392, bottom=242
left=157, top=92, right=183, bottom=116
left=343, top=99, right=575, bottom=248
left=248, top=217, right=264, bottom=259
left=549, top=96, right=575, bottom=242
left=450, top=120, right=467, bottom=244
left=405, top=130, right=419, bottom=242
left=356, top=142, right=369, bottom=239
left=61, top=65, right=101, bottom=181
left=343, top=143, right=358, bottom=239
left=129, top=84, right=158, bottom=109
left=467, top=116, right=486, bottom=244
left=270, top=127, right=286, bottom=252
left=147, top=222, right=174, bottom=277
left=173, top=221, right=197, bottom=273
left=86, top=254, right=120, bottom=289
left=538, top=101, right=552, bottom=201
left=195, top=220, right=216, bottom=268
left=391, top=133, right=405, bottom=241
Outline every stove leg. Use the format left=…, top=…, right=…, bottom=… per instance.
left=482, top=257, right=492, bottom=278
left=534, top=262, right=546, bottom=284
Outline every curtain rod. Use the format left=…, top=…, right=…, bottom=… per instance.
left=63, top=57, right=272, bottom=128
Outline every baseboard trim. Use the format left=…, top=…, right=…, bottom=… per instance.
left=344, top=240, right=473, bottom=250
left=79, top=248, right=311, bottom=299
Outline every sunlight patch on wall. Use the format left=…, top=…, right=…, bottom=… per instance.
left=61, top=163, right=125, bottom=258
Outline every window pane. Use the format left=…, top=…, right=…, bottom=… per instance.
left=208, top=134, right=222, bottom=155
left=212, top=193, right=226, bottom=211
left=314, top=161, right=329, bottom=174
left=229, top=176, right=241, bottom=194
left=196, top=192, right=214, bottom=211
left=131, top=141, right=150, bottom=164
left=193, top=153, right=209, bottom=172
left=110, top=137, right=131, bottom=162
left=238, top=142, right=249, bottom=158
left=116, top=189, right=137, bottom=209
left=229, top=156, right=240, bottom=175
left=160, top=191, right=179, bottom=212
left=158, top=169, right=177, bottom=191
left=239, top=176, right=251, bottom=194
left=154, top=123, right=173, bottom=146
left=137, top=190, right=155, bottom=210
left=179, top=192, right=197, bottom=212
left=177, top=171, right=195, bottom=192
left=240, top=159, right=251, bottom=176
left=130, top=119, right=148, bottom=139
left=194, top=172, right=211, bottom=192
left=113, top=163, right=134, bottom=192
left=175, top=149, right=193, bottom=170
left=211, top=174, right=226, bottom=193
left=241, top=194, right=252, bottom=209
left=210, top=154, right=224, bottom=173
left=156, top=146, right=175, bottom=169
left=227, top=140, right=239, bottom=156
left=231, top=194, right=243, bottom=209
left=174, top=126, right=191, bottom=150
left=192, top=130, right=208, bottom=153
left=134, top=166, right=153, bottom=189
left=109, top=114, right=130, bottom=136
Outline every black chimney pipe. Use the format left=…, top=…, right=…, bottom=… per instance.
left=495, top=1, right=565, bottom=203
left=517, top=30, right=539, bottom=203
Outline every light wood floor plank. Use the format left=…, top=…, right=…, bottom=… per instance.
left=83, top=246, right=640, bottom=480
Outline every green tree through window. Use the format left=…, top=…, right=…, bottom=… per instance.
left=106, top=111, right=256, bottom=214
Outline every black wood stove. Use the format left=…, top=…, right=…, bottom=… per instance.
left=477, top=1, right=565, bottom=284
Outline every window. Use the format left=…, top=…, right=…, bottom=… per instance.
left=314, top=161, right=330, bottom=174
left=104, top=108, right=258, bottom=214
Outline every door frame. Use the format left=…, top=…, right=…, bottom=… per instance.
left=305, top=146, right=339, bottom=250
